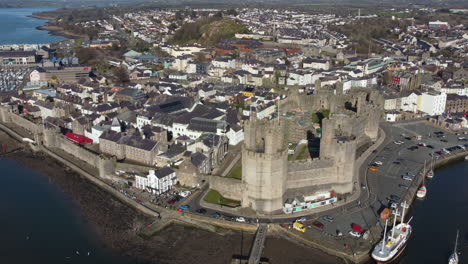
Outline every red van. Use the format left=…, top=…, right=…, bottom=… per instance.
left=351, top=223, right=365, bottom=233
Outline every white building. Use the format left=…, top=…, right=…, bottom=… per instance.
left=135, top=167, right=177, bottom=195
left=226, top=124, right=244, bottom=146
left=418, top=92, right=447, bottom=116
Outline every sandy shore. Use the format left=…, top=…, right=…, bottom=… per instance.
left=0, top=130, right=346, bottom=264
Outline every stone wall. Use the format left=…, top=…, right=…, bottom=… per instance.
left=0, top=106, right=40, bottom=134
left=286, top=159, right=336, bottom=189
left=208, top=175, right=243, bottom=201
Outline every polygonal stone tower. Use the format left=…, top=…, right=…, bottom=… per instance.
left=241, top=113, right=288, bottom=213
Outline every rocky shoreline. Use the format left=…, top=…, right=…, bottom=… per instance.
left=0, top=130, right=346, bottom=264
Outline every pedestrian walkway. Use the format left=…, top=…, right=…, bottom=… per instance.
left=248, top=224, right=268, bottom=264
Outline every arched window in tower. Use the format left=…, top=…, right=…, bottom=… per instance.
left=257, top=137, right=265, bottom=153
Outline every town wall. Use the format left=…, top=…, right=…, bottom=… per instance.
left=0, top=107, right=40, bottom=134
left=208, top=175, right=243, bottom=201
left=286, top=159, right=336, bottom=189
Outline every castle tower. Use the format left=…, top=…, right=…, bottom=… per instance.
left=241, top=113, right=288, bottom=213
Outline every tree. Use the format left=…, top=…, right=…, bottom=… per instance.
left=226, top=9, right=238, bottom=16
left=322, top=109, right=331, bottom=119
left=76, top=48, right=99, bottom=64
left=311, top=113, right=320, bottom=124
left=113, top=66, right=129, bottom=84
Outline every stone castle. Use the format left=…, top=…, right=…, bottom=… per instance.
left=210, top=85, right=384, bottom=214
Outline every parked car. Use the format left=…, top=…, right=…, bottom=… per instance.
left=398, top=184, right=409, bottom=189
left=351, top=223, right=365, bottom=233
left=196, top=208, right=207, bottom=214
left=296, top=217, right=307, bottom=222
left=235, top=217, right=247, bottom=223
left=440, top=139, right=448, bottom=143
left=179, top=191, right=191, bottom=198
left=349, top=230, right=362, bottom=238
left=426, top=145, right=434, bottom=149
left=374, top=161, right=383, bottom=166
left=211, top=212, right=221, bottom=218
left=402, top=175, right=413, bottom=181
left=178, top=205, right=190, bottom=210
left=361, top=184, right=367, bottom=189
left=388, top=195, right=401, bottom=202
left=323, top=215, right=334, bottom=222
left=369, top=167, right=380, bottom=172
left=312, top=221, right=325, bottom=229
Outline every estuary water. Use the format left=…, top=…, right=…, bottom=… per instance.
left=0, top=158, right=129, bottom=264
left=0, top=8, right=64, bottom=45
left=398, top=160, right=468, bottom=264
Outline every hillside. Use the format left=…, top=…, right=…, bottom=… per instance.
left=171, top=18, right=249, bottom=46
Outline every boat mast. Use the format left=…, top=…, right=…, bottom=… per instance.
left=380, top=218, right=389, bottom=253
left=401, top=201, right=407, bottom=223
left=391, top=208, right=399, bottom=238
left=454, top=230, right=459, bottom=253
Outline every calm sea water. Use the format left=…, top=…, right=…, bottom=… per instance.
left=398, top=160, right=468, bottom=264
left=0, top=158, right=130, bottom=264
left=0, top=8, right=65, bottom=45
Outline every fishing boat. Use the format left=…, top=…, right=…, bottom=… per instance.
left=448, top=230, right=459, bottom=264
left=372, top=201, right=412, bottom=263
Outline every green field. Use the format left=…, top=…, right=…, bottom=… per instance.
left=204, top=189, right=241, bottom=207
left=227, top=166, right=242, bottom=180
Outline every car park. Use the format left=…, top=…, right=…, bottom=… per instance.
left=398, top=184, right=409, bottom=189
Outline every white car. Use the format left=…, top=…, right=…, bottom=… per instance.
left=393, top=141, right=404, bottom=145
left=296, top=217, right=307, bottom=222
left=235, top=217, right=247, bottom=223
left=402, top=175, right=413, bottom=181
left=179, top=191, right=191, bottom=198
left=374, top=161, right=383, bottom=166
left=349, top=230, right=362, bottom=238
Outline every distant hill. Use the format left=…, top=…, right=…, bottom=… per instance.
left=171, top=17, right=249, bottom=46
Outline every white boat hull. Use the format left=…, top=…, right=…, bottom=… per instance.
left=372, top=224, right=412, bottom=263
left=416, top=186, right=426, bottom=199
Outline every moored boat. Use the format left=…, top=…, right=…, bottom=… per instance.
left=448, top=230, right=459, bottom=264
left=416, top=186, right=426, bottom=199
left=372, top=201, right=412, bottom=263
left=426, top=155, right=434, bottom=179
